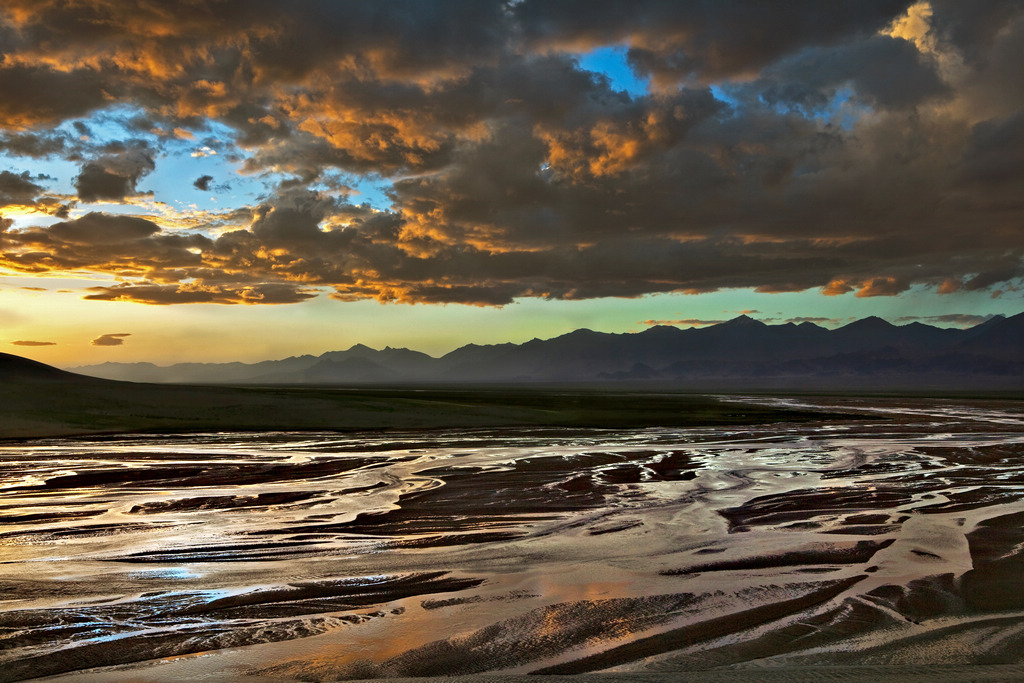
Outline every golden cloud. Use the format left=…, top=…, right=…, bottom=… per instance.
left=0, top=0, right=1017, bottom=306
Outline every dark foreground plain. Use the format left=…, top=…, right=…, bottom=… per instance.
left=0, top=351, right=837, bottom=438
left=3, top=356, right=1024, bottom=682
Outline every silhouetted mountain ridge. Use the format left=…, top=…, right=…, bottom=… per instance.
left=66, top=313, right=1024, bottom=390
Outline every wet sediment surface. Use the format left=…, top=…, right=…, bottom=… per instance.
left=1, top=397, right=1024, bottom=681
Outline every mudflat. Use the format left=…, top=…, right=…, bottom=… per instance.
left=1, top=396, right=1023, bottom=681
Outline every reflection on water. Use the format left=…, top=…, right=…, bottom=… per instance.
left=1, top=398, right=1024, bottom=681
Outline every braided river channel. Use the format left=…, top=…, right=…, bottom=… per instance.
left=2, top=396, right=1024, bottom=681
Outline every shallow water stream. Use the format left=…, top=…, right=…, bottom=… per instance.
left=2, top=397, right=1024, bottom=681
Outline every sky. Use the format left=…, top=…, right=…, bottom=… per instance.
left=0, top=1, right=1022, bottom=366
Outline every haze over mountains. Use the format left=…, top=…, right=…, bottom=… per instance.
left=69, top=314, right=1024, bottom=390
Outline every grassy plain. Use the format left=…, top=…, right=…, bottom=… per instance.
left=0, top=371, right=833, bottom=439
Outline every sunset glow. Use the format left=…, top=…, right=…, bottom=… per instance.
left=1, top=1, right=1021, bottom=365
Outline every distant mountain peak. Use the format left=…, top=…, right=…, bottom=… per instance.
left=640, top=325, right=685, bottom=336
left=720, top=314, right=766, bottom=327
left=841, top=315, right=894, bottom=330
left=973, top=313, right=1008, bottom=329
left=61, top=311, right=1024, bottom=387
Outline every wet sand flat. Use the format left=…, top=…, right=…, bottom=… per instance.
left=0, top=396, right=1023, bottom=681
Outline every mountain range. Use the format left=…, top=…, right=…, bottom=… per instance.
left=67, top=314, right=1024, bottom=390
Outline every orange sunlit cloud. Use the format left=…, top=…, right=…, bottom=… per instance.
left=90, top=333, right=132, bottom=346
left=11, top=340, right=56, bottom=346
left=0, top=0, right=1020, bottom=312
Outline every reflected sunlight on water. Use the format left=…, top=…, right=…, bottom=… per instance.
left=2, top=398, right=1024, bottom=681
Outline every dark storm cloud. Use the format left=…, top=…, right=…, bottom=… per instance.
left=249, top=188, right=344, bottom=243
left=0, top=131, right=70, bottom=158
left=962, top=260, right=1024, bottom=291
left=757, top=35, right=949, bottom=111
left=0, top=0, right=1020, bottom=305
left=959, top=112, right=1024, bottom=187
left=0, top=170, right=70, bottom=217
left=0, top=64, right=115, bottom=128
left=74, top=149, right=155, bottom=202
left=927, top=0, right=1023, bottom=62
left=48, top=213, right=160, bottom=244
left=514, top=0, right=915, bottom=83
left=0, top=171, right=46, bottom=207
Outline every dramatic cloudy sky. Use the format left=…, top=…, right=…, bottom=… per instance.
left=1, top=0, right=1022, bottom=364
